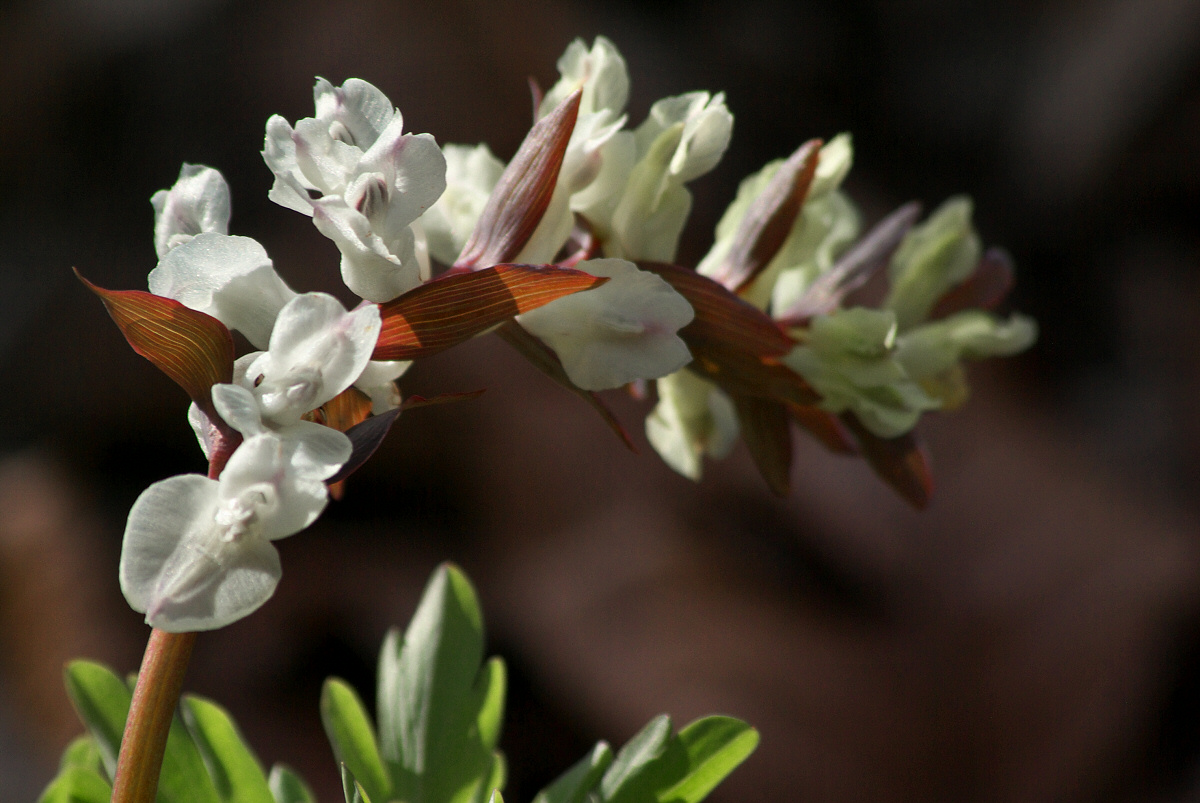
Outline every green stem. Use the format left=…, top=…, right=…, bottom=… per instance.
left=111, top=628, right=197, bottom=803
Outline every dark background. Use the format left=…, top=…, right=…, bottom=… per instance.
left=3, top=0, right=1200, bottom=800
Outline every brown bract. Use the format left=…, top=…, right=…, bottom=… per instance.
left=455, top=90, right=582, bottom=270
left=706, top=139, right=822, bottom=293
left=373, top=263, right=607, bottom=361
left=76, top=270, right=234, bottom=431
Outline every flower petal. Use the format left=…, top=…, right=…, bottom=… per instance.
left=354, top=360, right=411, bottom=413
left=247, top=293, right=381, bottom=426
left=211, top=383, right=266, bottom=437
left=120, top=474, right=219, bottom=616
left=217, top=433, right=333, bottom=537
left=151, top=164, right=231, bottom=258
left=148, top=232, right=296, bottom=349
left=645, top=369, right=738, bottom=480
left=145, top=535, right=282, bottom=632
left=313, top=77, right=397, bottom=150
left=421, top=143, right=505, bottom=266
left=358, top=128, right=448, bottom=228
left=516, top=258, right=694, bottom=390
left=312, top=198, right=421, bottom=302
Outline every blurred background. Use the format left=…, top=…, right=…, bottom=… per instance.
left=2, top=0, right=1200, bottom=800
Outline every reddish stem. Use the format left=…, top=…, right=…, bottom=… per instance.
left=111, top=628, right=197, bottom=803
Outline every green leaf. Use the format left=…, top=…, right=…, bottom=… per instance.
left=533, top=742, right=613, bottom=803
left=341, top=764, right=374, bottom=803
left=470, top=752, right=507, bottom=803
left=268, top=764, right=316, bottom=803
left=657, top=717, right=758, bottom=803
left=154, top=708, right=223, bottom=803
left=64, top=660, right=133, bottom=780
left=376, top=563, right=507, bottom=803
left=37, top=766, right=112, bottom=803
left=476, top=658, right=506, bottom=752
left=321, top=679, right=391, bottom=803
left=181, top=695, right=273, bottom=803
left=601, top=715, right=673, bottom=803
left=488, top=791, right=505, bottom=803
left=58, top=736, right=103, bottom=774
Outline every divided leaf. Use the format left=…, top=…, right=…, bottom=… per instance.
left=181, top=695, right=273, bottom=803
left=77, top=272, right=234, bottom=425
left=533, top=743, right=613, bottom=803
left=37, top=766, right=112, bottom=803
left=376, top=563, right=507, bottom=803
left=63, top=661, right=134, bottom=779
left=268, top=765, right=317, bottom=803
left=601, top=716, right=673, bottom=803
left=374, top=265, right=607, bottom=360
left=341, top=765, right=375, bottom=803
left=321, top=679, right=391, bottom=803
left=657, top=716, right=759, bottom=803
left=58, top=736, right=104, bottom=775
left=598, top=715, right=758, bottom=803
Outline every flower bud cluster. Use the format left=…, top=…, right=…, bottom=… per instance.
left=102, top=35, right=1036, bottom=632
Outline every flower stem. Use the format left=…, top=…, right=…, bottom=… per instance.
left=111, top=628, right=197, bottom=803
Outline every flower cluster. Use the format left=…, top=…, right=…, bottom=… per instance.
left=89, top=35, right=1034, bottom=634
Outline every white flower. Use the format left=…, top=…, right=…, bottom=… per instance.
left=151, top=163, right=231, bottom=258
left=605, top=92, right=733, bottom=262
left=240, top=293, right=381, bottom=427
left=516, top=258, right=694, bottom=390
left=897, top=310, right=1037, bottom=379
left=119, top=432, right=345, bottom=632
left=420, top=143, right=505, bottom=266
left=148, top=232, right=297, bottom=350
left=645, top=369, right=738, bottom=480
left=538, top=36, right=630, bottom=120
left=884, top=196, right=981, bottom=330
left=263, top=77, right=447, bottom=302
left=698, top=133, right=860, bottom=313
left=783, top=307, right=939, bottom=438
left=353, top=359, right=411, bottom=414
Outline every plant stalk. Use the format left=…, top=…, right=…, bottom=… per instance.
left=111, top=628, right=197, bottom=803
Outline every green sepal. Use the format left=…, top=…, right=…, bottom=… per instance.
left=268, top=764, right=316, bottom=803
left=321, top=678, right=391, bottom=803
left=533, top=742, right=614, bottom=803
left=181, top=695, right=273, bottom=803
left=37, top=766, right=112, bottom=803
